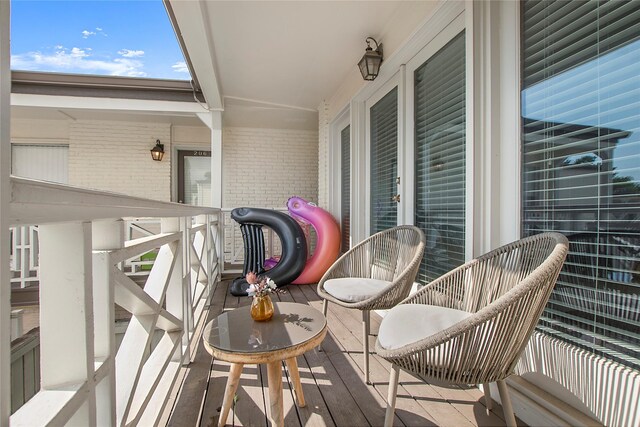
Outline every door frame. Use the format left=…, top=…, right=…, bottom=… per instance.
left=364, top=71, right=403, bottom=235
left=403, top=11, right=473, bottom=260
left=176, top=148, right=211, bottom=204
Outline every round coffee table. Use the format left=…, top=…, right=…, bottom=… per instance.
left=202, top=301, right=327, bottom=427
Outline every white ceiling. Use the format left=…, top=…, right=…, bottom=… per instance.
left=173, top=1, right=413, bottom=115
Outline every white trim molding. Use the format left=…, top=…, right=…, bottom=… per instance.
left=0, top=0, right=12, bottom=424
left=328, top=105, right=350, bottom=221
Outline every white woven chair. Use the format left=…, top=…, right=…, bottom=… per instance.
left=317, top=225, right=426, bottom=383
left=375, top=232, right=569, bottom=427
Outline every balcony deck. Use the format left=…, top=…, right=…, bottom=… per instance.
left=166, top=280, right=520, bottom=427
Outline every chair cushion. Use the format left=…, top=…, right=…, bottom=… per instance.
left=323, top=277, right=392, bottom=303
left=378, top=304, right=471, bottom=350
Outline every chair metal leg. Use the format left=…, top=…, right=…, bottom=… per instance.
left=482, top=382, right=493, bottom=414
left=497, top=379, right=517, bottom=427
left=384, top=364, right=400, bottom=427
left=363, top=310, right=370, bottom=384
left=318, top=300, right=329, bottom=352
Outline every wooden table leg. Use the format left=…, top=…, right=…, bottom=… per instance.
left=218, top=363, right=244, bottom=427
left=285, top=357, right=306, bottom=407
left=266, top=361, right=284, bottom=427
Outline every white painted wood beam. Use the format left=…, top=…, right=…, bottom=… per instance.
left=115, top=232, right=180, bottom=264
left=11, top=93, right=208, bottom=114
left=0, top=1, right=11, bottom=424
left=145, top=242, right=180, bottom=303
left=125, top=332, right=181, bottom=425
left=113, top=269, right=163, bottom=316
left=10, top=177, right=217, bottom=226
left=92, top=220, right=122, bottom=427
left=168, top=0, right=223, bottom=110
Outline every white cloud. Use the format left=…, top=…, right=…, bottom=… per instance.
left=81, top=30, right=96, bottom=39
left=95, top=27, right=103, bottom=31
left=118, top=49, right=144, bottom=58
left=70, top=47, right=88, bottom=58
left=11, top=46, right=147, bottom=78
left=172, top=61, right=189, bottom=73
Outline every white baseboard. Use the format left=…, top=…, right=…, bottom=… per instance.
left=493, top=377, right=603, bottom=427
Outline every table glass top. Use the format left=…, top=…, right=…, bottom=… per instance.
left=203, top=302, right=327, bottom=354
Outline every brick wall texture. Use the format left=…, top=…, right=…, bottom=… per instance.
left=222, top=127, right=318, bottom=209
left=68, top=120, right=172, bottom=201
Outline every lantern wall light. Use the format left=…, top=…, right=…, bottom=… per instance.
left=150, top=139, right=165, bottom=161
left=358, top=37, right=383, bottom=81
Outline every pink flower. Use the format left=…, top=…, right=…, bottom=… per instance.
left=246, top=271, right=258, bottom=285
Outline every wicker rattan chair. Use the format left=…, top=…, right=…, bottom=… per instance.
left=375, top=232, right=568, bottom=427
left=317, top=225, right=426, bottom=383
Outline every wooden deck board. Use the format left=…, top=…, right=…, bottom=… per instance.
left=167, top=281, right=520, bottom=427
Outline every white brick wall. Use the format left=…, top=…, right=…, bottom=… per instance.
left=223, top=127, right=318, bottom=209
left=68, top=120, right=171, bottom=201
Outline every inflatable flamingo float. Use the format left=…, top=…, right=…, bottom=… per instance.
left=287, top=196, right=341, bottom=284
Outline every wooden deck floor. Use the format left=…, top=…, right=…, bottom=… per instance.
left=166, top=280, right=521, bottom=427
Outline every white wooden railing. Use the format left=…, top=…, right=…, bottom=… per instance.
left=9, top=225, right=39, bottom=288
left=7, top=177, right=220, bottom=426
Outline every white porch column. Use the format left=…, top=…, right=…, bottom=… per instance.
left=197, top=111, right=222, bottom=209
left=39, top=222, right=95, bottom=425
left=197, top=111, right=223, bottom=266
left=0, top=2, right=10, bottom=425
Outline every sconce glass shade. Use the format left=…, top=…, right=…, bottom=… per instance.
left=358, top=38, right=383, bottom=81
left=150, top=140, right=165, bottom=161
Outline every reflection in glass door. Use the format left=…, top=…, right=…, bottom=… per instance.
left=178, top=149, right=211, bottom=206
left=370, top=87, right=399, bottom=234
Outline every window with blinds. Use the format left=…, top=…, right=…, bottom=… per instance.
left=340, top=125, right=351, bottom=253
left=370, top=87, right=398, bottom=234
left=415, top=31, right=466, bottom=284
left=521, top=0, right=640, bottom=369
left=11, top=144, right=69, bottom=184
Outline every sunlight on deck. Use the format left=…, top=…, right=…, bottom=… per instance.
left=166, top=281, right=522, bottom=427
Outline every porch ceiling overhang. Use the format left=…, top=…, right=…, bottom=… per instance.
left=167, top=1, right=415, bottom=120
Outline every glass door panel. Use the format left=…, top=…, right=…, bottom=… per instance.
left=369, top=86, right=399, bottom=234
left=178, top=149, right=211, bottom=206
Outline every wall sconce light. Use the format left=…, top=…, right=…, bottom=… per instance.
left=358, top=37, right=383, bottom=81
left=150, top=139, right=165, bottom=161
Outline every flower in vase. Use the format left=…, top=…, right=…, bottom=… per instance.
left=245, top=272, right=283, bottom=297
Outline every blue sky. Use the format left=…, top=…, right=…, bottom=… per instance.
left=10, top=0, right=191, bottom=80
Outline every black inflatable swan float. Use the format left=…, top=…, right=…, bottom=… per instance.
left=229, top=207, right=307, bottom=296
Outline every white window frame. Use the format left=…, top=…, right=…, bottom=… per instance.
left=364, top=71, right=402, bottom=235
left=404, top=11, right=471, bottom=260
left=328, top=105, right=350, bottom=221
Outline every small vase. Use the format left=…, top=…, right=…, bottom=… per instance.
left=250, top=294, right=274, bottom=321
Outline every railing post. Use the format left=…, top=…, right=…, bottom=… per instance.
left=92, top=219, right=123, bottom=426
left=162, top=218, right=187, bottom=364
left=39, top=221, right=96, bottom=425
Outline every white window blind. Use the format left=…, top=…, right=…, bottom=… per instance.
left=341, top=125, right=350, bottom=253
left=370, top=87, right=398, bottom=234
left=522, top=0, right=640, bottom=369
left=415, top=31, right=466, bottom=284
left=11, top=144, right=69, bottom=184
